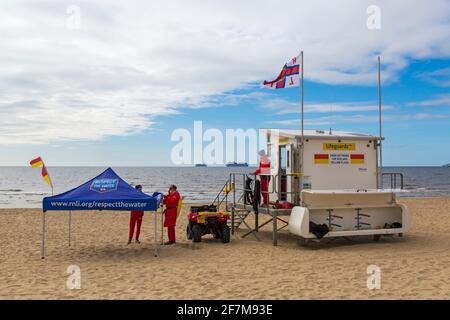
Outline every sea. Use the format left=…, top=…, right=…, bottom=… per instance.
left=0, top=166, right=449, bottom=208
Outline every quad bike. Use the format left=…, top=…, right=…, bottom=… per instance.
left=186, top=205, right=230, bottom=243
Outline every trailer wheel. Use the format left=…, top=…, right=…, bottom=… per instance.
left=373, top=234, right=381, bottom=242
left=192, top=225, right=202, bottom=243
left=298, top=238, right=309, bottom=246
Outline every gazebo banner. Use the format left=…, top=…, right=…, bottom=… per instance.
left=43, top=168, right=162, bottom=211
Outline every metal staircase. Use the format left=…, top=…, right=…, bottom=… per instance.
left=230, top=208, right=251, bottom=230
left=211, top=178, right=251, bottom=231
left=211, top=179, right=232, bottom=210
left=211, top=173, right=293, bottom=246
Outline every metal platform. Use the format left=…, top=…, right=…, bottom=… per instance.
left=231, top=202, right=291, bottom=246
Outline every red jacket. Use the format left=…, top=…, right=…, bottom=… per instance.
left=163, top=191, right=180, bottom=227
left=254, top=155, right=271, bottom=175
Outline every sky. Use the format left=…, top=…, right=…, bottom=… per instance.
left=0, top=0, right=450, bottom=166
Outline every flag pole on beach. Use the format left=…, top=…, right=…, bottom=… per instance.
left=300, top=50, right=304, bottom=203
left=301, top=51, right=304, bottom=141
left=29, top=156, right=53, bottom=259
left=378, top=56, right=383, bottom=189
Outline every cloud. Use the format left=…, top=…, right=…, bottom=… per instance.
left=1, top=0, right=450, bottom=143
left=270, top=113, right=449, bottom=126
left=417, top=67, right=450, bottom=87
left=407, top=94, right=450, bottom=107
left=259, top=98, right=393, bottom=114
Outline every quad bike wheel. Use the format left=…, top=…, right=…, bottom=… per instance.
left=186, top=224, right=192, bottom=240
left=191, top=224, right=202, bottom=242
left=221, top=225, right=230, bottom=243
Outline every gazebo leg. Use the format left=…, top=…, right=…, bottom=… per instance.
left=68, top=211, right=72, bottom=247
left=154, top=209, right=158, bottom=257
left=161, top=209, right=164, bottom=245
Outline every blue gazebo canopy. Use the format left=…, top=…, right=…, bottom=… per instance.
left=43, top=168, right=162, bottom=211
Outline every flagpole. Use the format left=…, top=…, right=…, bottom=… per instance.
left=30, top=157, right=52, bottom=259
left=378, top=56, right=383, bottom=189
left=301, top=51, right=304, bottom=139
left=42, top=162, right=52, bottom=259
left=300, top=50, right=304, bottom=204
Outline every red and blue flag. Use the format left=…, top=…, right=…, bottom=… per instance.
left=262, top=54, right=301, bottom=89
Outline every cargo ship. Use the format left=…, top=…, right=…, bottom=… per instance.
left=194, top=163, right=207, bottom=167
left=225, top=162, right=248, bottom=167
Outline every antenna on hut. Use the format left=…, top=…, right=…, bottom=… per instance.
left=329, top=103, right=333, bottom=135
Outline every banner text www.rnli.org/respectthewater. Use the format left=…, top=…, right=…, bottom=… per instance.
left=49, top=200, right=147, bottom=209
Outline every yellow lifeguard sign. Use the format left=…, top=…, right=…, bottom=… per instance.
left=323, top=143, right=356, bottom=151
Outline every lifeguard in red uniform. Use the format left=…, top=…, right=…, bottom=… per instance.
left=254, top=150, right=271, bottom=205
left=163, top=184, right=180, bottom=245
left=128, top=185, right=144, bottom=244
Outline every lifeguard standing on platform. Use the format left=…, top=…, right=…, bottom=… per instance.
left=254, top=150, right=271, bottom=205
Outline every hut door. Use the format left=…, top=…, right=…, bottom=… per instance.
left=286, top=143, right=301, bottom=204
left=278, top=145, right=287, bottom=201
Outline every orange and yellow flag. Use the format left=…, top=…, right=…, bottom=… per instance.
left=30, top=156, right=43, bottom=168
left=41, top=165, right=52, bottom=186
left=30, top=157, right=53, bottom=186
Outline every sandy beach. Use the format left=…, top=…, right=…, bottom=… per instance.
left=0, top=197, right=449, bottom=300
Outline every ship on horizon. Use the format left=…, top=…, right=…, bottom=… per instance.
left=194, top=163, right=207, bottom=167
left=226, top=161, right=249, bottom=167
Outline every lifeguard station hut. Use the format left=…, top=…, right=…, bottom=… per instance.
left=267, top=128, right=409, bottom=243
left=212, top=128, right=410, bottom=245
